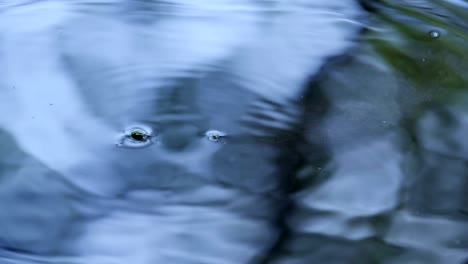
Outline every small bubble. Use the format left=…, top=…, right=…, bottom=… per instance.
left=116, top=126, right=154, bottom=148
left=428, top=30, right=440, bottom=39
left=130, top=130, right=146, bottom=141
left=206, top=130, right=226, bottom=142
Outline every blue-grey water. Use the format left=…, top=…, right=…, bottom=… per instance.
left=0, top=0, right=467, bottom=263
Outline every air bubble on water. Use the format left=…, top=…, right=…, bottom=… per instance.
left=205, top=130, right=226, bottom=142
left=116, top=126, right=155, bottom=148
left=428, top=30, right=440, bottom=39
left=130, top=130, right=147, bottom=141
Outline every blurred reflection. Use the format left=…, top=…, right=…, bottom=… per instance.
left=1, top=0, right=467, bottom=263
left=0, top=0, right=362, bottom=263
left=269, top=0, right=468, bottom=263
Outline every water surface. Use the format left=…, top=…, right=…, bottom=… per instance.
left=0, top=0, right=467, bottom=263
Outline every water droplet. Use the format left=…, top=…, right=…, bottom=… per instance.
left=428, top=30, right=440, bottom=39
left=205, top=130, right=226, bottom=142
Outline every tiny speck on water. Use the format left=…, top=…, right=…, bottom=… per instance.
left=130, top=130, right=146, bottom=141
left=206, top=130, right=225, bottom=142
left=209, top=133, right=220, bottom=141
left=117, top=127, right=154, bottom=148
left=428, top=30, right=440, bottom=39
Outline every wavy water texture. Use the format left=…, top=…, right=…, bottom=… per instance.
left=268, top=1, right=468, bottom=263
left=2, top=0, right=467, bottom=263
left=0, top=1, right=362, bottom=264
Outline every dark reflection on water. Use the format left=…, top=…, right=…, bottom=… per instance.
left=1, top=0, right=468, bottom=263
